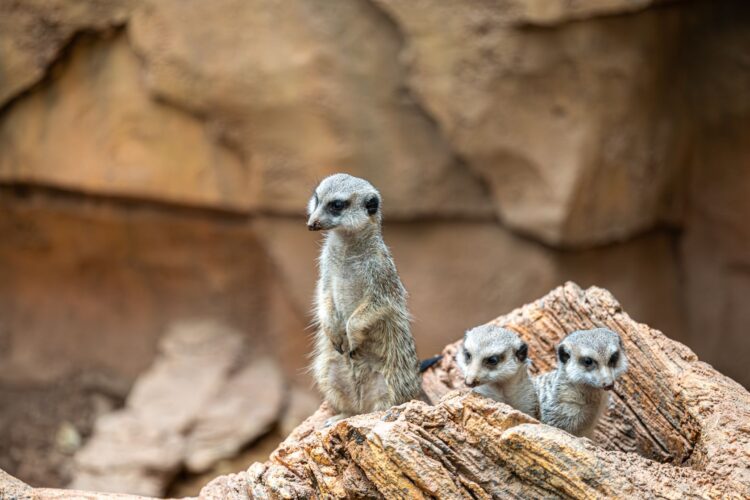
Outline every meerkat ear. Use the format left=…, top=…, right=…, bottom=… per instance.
left=516, top=342, right=528, bottom=362
left=364, top=195, right=379, bottom=215
left=558, top=344, right=570, bottom=364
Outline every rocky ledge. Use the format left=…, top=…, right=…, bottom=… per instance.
left=3, top=283, right=750, bottom=499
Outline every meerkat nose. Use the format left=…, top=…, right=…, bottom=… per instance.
left=465, top=378, right=479, bottom=388
left=308, top=220, right=322, bottom=231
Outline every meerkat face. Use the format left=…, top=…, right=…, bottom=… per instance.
left=307, top=173, right=381, bottom=233
left=457, top=325, right=529, bottom=388
left=556, top=328, right=628, bottom=391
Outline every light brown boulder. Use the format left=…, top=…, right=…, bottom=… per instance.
left=128, top=0, right=493, bottom=219
left=0, top=0, right=134, bottom=107
left=0, top=34, right=251, bottom=211
left=373, top=0, right=688, bottom=246
left=214, top=283, right=750, bottom=498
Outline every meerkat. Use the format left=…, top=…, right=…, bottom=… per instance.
left=307, top=173, right=421, bottom=425
left=457, top=324, right=539, bottom=418
left=534, top=328, right=628, bottom=438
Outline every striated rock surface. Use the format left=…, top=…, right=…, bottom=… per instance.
left=2, top=283, right=749, bottom=498
left=206, top=283, right=750, bottom=498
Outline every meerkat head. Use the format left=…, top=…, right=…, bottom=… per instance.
left=457, top=324, right=529, bottom=388
left=556, top=328, right=628, bottom=391
left=307, top=173, right=382, bottom=233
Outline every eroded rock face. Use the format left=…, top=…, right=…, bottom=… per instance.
left=0, top=0, right=135, bottom=106
left=128, top=0, right=494, bottom=219
left=374, top=0, right=687, bottom=246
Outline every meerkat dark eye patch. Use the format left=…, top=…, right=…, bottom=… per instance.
left=558, top=345, right=570, bottom=364
left=580, top=356, right=595, bottom=368
left=464, top=349, right=472, bottom=362
left=608, top=351, right=619, bottom=367
left=364, top=196, right=379, bottom=215
left=327, top=199, right=349, bottom=215
left=485, top=355, right=501, bottom=366
left=516, top=342, right=528, bottom=362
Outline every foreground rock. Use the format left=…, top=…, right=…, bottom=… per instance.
left=2, top=283, right=748, bottom=498
left=206, top=282, right=750, bottom=498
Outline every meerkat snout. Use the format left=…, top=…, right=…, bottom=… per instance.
left=457, top=325, right=539, bottom=418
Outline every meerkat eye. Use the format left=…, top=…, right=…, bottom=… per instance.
left=327, top=199, right=349, bottom=214
left=485, top=355, right=500, bottom=366
left=580, top=357, right=595, bottom=368
left=609, top=351, right=620, bottom=367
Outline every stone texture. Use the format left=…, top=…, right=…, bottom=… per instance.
left=0, top=0, right=134, bottom=107
left=73, top=321, right=286, bottom=496
left=0, top=33, right=250, bottom=211
left=128, top=0, right=493, bottom=219
left=374, top=0, right=688, bottom=246
left=0, top=189, right=273, bottom=384
left=210, top=283, right=750, bottom=498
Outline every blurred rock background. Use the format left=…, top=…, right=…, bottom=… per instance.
left=0, top=0, right=748, bottom=494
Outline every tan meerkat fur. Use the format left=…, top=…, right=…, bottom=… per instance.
left=534, top=328, right=628, bottom=438
left=457, top=324, right=539, bottom=418
left=307, top=173, right=421, bottom=425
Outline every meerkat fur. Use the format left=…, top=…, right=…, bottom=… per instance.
left=457, top=324, right=539, bottom=418
left=307, top=173, right=421, bottom=425
left=534, top=328, right=628, bottom=438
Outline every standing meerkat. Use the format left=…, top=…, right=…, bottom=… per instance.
left=534, top=328, right=628, bottom=438
left=307, top=173, right=421, bottom=425
left=457, top=325, right=538, bottom=418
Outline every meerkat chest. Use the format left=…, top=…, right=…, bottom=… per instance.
left=329, top=268, right=368, bottom=319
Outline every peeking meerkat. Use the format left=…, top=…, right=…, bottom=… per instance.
left=457, top=324, right=538, bottom=418
left=534, top=328, right=628, bottom=438
left=307, top=173, right=421, bottom=425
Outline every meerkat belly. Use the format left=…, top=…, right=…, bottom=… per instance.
left=330, top=269, right=367, bottom=320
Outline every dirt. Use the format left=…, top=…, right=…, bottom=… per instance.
left=0, top=371, right=127, bottom=488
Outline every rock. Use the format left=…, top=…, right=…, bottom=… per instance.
left=0, top=0, right=134, bottom=107
left=0, top=34, right=250, bottom=211
left=0, top=191, right=274, bottom=383
left=241, top=283, right=750, bottom=498
left=279, top=387, right=321, bottom=437
left=185, top=358, right=286, bottom=473
left=128, top=0, right=493, bottom=219
left=72, top=321, right=287, bottom=496
left=373, top=0, right=687, bottom=246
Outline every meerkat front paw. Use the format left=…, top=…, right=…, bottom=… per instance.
left=332, top=335, right=350, bottom=355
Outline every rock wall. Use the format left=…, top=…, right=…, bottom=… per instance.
left=0, top=0, right=749, bottom=396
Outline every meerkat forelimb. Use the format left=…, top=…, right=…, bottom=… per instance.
left=307, top=173, right=421, bottom=426
left=534, top=328, right=628, bottom=438
left=457, top=324, right=539, bottom=418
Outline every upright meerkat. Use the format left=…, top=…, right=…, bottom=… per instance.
left=307, top=173, right=421, bottom=424
left=534, top=328, right=628, bottom=438
left=457, top=325, right=538, bottom=418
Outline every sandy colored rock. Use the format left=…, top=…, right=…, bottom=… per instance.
left=128, top=0, right=493, bottom=219
left=0, top=33, right=250, bottom=212
left=232, top=283, right=750, bottom=498
left=185, top=358, right=286, bottom=473
left=374, top=0, right=687, bottom=246
left=0, top=190, right=274, bottom=384
left=0, top=0, right=134, bottom=107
